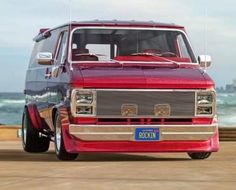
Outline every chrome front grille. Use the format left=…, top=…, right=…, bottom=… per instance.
left=96, top=90, right=195, bottom=117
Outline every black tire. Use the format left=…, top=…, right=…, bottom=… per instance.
left=54, top=112, right=78, bottom=161
left=188, top=152, right=212, bottom=160
left=22, top=107, right=50, bottom=153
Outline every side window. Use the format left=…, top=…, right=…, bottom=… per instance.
left=29, top=41, right=43, bottom=68
left=29, top=29, right=60, bottom=68
left=55, top=31, right=68, bottom=65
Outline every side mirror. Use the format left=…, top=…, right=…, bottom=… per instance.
left=37, top=52, right=53, bottom=65
left=198, top=55, right=212, bottom=68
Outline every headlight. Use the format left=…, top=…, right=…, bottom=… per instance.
left=197, top=94, right=213, bottom=105
left=196, top=91, right=215, bottom=116
left=76, top=91, right=93, bottom=104
left=71, top=89, right=96, bottom=117
left=76, top=106, right=93, bottom=114
left=197, top=106, right=212, bottom=115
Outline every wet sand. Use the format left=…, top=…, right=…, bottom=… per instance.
left=0, top=141, right=235, bottom=190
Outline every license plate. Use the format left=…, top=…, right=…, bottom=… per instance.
left=135, top=128, right=160, bottom=141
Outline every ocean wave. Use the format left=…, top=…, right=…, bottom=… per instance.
left=0, top=100, right=25, bottom=108
left=219, top=114, right=236, bottom=125
left=218, top=93, right=229, bottom=97
left=1, top=99, right=25, bottom=104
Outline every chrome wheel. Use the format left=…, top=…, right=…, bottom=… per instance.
left=54, top=112, right=78, bottom=160
left=22, top=114, right=27, bottom=145
left=55, top=119, right=62, bottom=152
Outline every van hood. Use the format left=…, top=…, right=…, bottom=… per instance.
left=71, top=64, right=214, bottom=89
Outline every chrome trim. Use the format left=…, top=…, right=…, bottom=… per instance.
left=71, top=132, right=133, bottom=135
left=68, top=27, right=198, bottom=68
left=154, top=104, right=171, bottom=117
left=89, top=88, right=202, bottom=92
left=121, top=104, right=138, bottom=117
left=70, top=89, right=216, bottom=118
left=71, top=89, right=97, bottom=117
left=70, top=124, right=217, bottom=128
left=69, top=124, right=217, bottom=141
left=96, top=115, right=193, bottom=118
left=161, top=132, right=215, bottom=135
left=194, top=90, right=216, bottom=117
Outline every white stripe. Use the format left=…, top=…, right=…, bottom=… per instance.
left=71, top=132, right=134, bottom=135
left=162, top=132, right=215, bottom=135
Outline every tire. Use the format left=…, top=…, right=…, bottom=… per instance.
left=22, top=107, right=50, bottom=153
left=54, top=112, right=78, bottom=161
left=187, top=152, right=212, bottom=160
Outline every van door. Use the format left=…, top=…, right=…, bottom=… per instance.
left=33, top=30, right=60, bottom=129
left=47, top=30, right=69, bottom=130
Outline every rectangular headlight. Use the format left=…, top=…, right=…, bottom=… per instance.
left=71, top=89, right=96, bottom=117
left=76, top=91, right=93, bottom=104
left=196, top=91, right=215, bottom=116
left=76, top=106, right=93, bottom=114
left=197, top=106, right=212, bottom=115
left=197, top=93, right=213, bottom=105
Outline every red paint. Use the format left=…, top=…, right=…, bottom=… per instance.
left=62, top=121, right=219, bottom=153
left=71, top=64, right=214, bottom=89
left=26, top=21, right=219, bottom=156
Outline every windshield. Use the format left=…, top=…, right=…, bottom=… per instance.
left=71, top=28, right=197, bottom=63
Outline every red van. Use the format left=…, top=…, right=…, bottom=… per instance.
left=22, top=20, right=219, bottom=160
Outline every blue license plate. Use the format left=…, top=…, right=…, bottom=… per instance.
left=135, top=128, right=160, bottom=141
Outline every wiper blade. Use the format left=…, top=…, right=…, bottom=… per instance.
left=131, top=52, right=163, bottom=56
left=75, top=53, right=105, bottom=57
left=130, top=53, right=180, bottom=67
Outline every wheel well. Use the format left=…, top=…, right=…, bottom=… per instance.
left=24, top=104, right=43, bottom=130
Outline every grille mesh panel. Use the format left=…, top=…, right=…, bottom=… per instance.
left=96, top=90, right=195, bottom=117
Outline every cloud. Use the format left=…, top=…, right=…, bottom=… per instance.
left=0, top=0, right=236, bottom=91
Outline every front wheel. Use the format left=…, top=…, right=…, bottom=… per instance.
left=54, top=112, right=78, bottom=161
left=188, top=152, right=212, bottom=160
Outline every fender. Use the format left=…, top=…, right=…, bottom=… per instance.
left=54, top=105, right=77, bottom=152
left=26, top=103, right=48, bottom=131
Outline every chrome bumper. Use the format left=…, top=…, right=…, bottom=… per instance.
left=69, top=124, right=217, bottom=141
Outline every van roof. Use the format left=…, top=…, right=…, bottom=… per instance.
left=34, top=20, right=184, bottom=42
left=68, top=20, right=184, bottom=28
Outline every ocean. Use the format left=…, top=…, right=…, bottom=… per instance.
left=0, top=92, right=235, bottom=126
left=0, top=93, right=25, bottom=125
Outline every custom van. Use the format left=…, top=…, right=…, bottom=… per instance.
left=22, top=20, right=219, bottom=160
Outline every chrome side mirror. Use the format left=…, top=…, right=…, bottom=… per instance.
left=198, top=55, right=212, bottom=68
left=37, top=52, right=53, bottom=65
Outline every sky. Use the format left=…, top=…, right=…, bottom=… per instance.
left=0, top=0, right=235, bottom=92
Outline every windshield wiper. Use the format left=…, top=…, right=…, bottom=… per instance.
left=75, top=53, right=105, bottom=57
left=130, top=53, right=180, bottom=67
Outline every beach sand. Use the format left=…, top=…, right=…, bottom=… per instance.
left=0, top=141, right=235, bottom=190
left=0, top=125, right=20, bottom=141
left=0, top=126, right=236, bottom=190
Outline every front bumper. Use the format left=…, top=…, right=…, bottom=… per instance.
left=69, top=124, right=217, bottom=141
left=62, top=123, right=219, bottom=153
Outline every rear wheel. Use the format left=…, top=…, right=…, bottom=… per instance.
left=22, top=107, right=50, bottom=153
left=54, top=112, right=78, bottom=161
left=188, top=152, right=212, bottom=160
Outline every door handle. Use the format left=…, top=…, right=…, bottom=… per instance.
left=45, top=73, right=51, bottom=78
left=45, top=67, right=52, bottom=78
